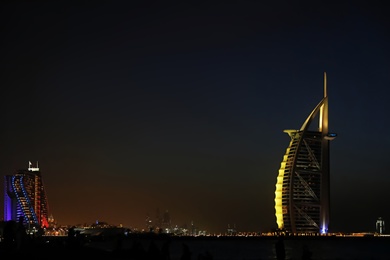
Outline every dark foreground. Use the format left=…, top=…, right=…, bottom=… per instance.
left=1, top=234, right=390, bottom=260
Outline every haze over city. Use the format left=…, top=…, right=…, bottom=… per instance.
left=1, top=1, right=389, bottom=234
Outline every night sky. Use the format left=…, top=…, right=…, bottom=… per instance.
left=1, top=1, right=389, bottom=234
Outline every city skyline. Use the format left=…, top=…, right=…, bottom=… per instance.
left=1, top=1, right=390, bottom=233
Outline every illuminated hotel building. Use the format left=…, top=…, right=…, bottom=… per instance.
left=4, top=162, right=49, bottom=228
left=274, top=73, right=336, bottom=234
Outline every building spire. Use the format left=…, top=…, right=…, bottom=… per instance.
left=319, top=72, right=328, bottom=133
left=324, top=71, right=327, bottom=98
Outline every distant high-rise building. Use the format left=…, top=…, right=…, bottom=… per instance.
left=376, top=217, right=385, bottom=234
left=4, top=161, right=49, bottom=228
left=227, top=224, right=237, bottom=236
left=162, top=210, right=171, bottom=230
left=146, top=213, right=153, bottom=231
left=274, top=73, right=336, bottom=234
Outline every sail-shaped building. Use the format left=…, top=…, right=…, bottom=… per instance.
left=4, top=162, right=49, bottom=228
left=274, top=73, right=336, bottom=234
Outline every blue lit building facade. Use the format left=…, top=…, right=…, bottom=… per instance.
left=274, top=73, right=336, bottom=234
left=4, top=162, right=49, bottom=228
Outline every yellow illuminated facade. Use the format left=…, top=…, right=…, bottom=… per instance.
left=274, top=73, right=335, bottom=233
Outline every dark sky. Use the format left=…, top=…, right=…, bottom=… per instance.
left=1, top=1, right=389, bottom=234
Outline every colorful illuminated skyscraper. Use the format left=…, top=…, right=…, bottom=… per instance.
left=274, top=73, right=336, bottom=234
left=4, top=161, right=49, bottom=228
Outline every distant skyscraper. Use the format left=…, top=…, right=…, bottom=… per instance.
left=162, top=210, right=171, bottom=230
left=376, top=217, right=385, bottom=234
left=274, top=73, right=336, bottom=234
left=4, top=161, right=49, bottom=228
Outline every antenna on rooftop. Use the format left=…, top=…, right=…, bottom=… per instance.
left=28, top=160, right=40, bottom=171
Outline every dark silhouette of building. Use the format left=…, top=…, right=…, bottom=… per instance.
left=274, top=73, right=336, bottom=233
left=4, top=161, right=49, bottom=228
left=162, top=210, right=171, bottom=232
